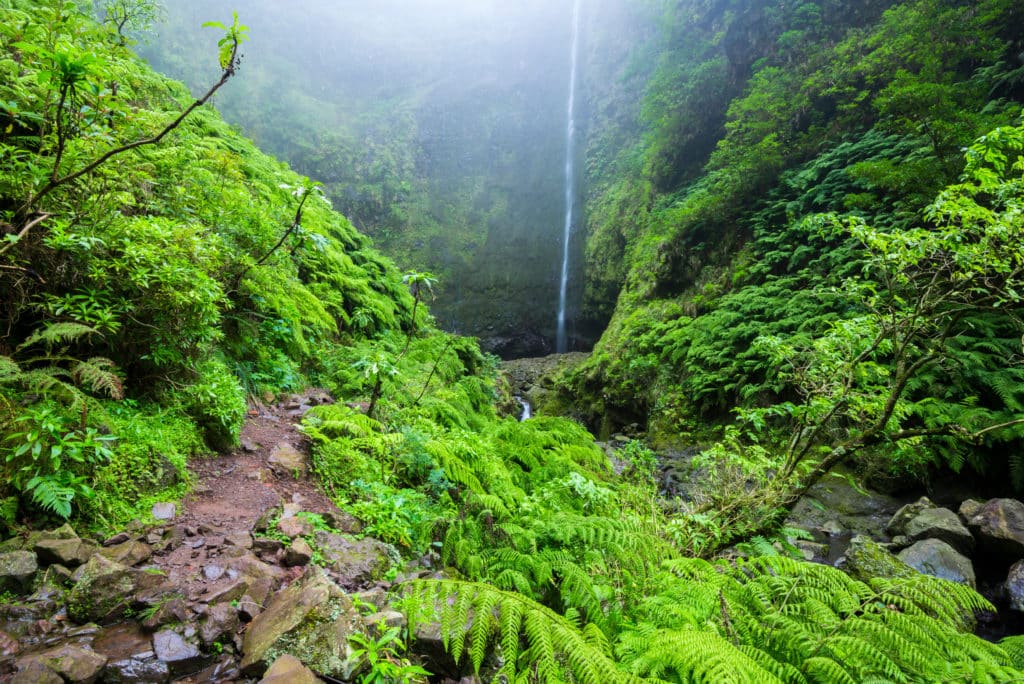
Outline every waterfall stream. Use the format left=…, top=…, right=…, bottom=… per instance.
left=555, top=0, right=581, bottom=354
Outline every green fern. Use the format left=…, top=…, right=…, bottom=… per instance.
left=403, top=579, right=641, bottom=684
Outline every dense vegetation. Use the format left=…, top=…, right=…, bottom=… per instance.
left=570, top=0, right=1024, bottom=513
left=3, top=1, right=1024, bottom=682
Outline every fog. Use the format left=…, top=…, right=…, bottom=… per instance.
left=143, top=0, right=648, bottom=356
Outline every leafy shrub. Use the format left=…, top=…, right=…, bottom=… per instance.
left=179, top=358, right=246, bottom=451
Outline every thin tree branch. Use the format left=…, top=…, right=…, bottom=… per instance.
left=0, top=213, right=51, bottom=257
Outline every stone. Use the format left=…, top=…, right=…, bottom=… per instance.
left=0, top=629, right=21, bottom=657
left=886, top=497, right=934, bottom=536
left=839, top=535, right=917, bottom=584
left=277, top=516, right=313, bottom=539
left=285, top=538, right=314, bottom=567
left=202, top=577, right=250, bottom=605
left=241, top=437, right=260, bottom=453
left=28, top=643, right=107, bottom=683
left=224, top=532, right=253, bottom=549
left=793, top=540, right=828, bottom=563
left=103, top=657, right=170, bottom=684
left=237, top=578, right=275, bottom=622
left=281, top=503, right=302, bottom=519
left=10, top=660, right=63, bottom=684
left=200, top=602, right=240, bottom=647
left=1006, top=561, right=1024, bottom=613
left=151, top=502, right=176, bottom=520
left=241, top=567, right=362, bottom=678
left=34, top=522, right=79, bottom=542
left=152, top=630, right=205, bottom=675
left=141, top=597, right=188, bottom=631
left=99, top=540, right=152, bottom=567
left=314, top=530, right=394, bottom=589
left=203, top=564, right=226, bottom=581
left=259, top=654, right=319, bottom=684
left=253, top=538, right=285, bottom=555
left=67, top=554, right=138, bottom=624
left=0, top=550, right=38, bottom=591
left=268, top=443, right=307, bottom=478
left=903, top=507, right=974, bottom=554
left=367, top=609, right=407, bottom=633
left=787, top=474, right=903, bottom=539
left=968, top=498, right=1024, bottom=557
left=34, top=537, right=96, bottom=567
left=959, top=499, right=985, bottom=522
left=898, top=538, right=976, bottom=587
left=102, top=532, right=131, bottom=547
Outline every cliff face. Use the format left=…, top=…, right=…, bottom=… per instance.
left=144, top=0, right=591, bottom=357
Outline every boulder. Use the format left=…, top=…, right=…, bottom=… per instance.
left=1005, top=561, right=1024, bottom=612
left=968, top=498, right=1024, bottom=557
left=67, top=554, right=138, bottom=624
left=153, top=629, right=206, bottom=676
left=200, top=602, right=240, bottom=647
left=886, top=497, right=934, bottom=537
left=285, top=538, right=313, bottom=567
left=268, top=443, right=307, bottom=478
left=276, top=516, right=313, bottom=539
left=99, top=540, right=152, bottom=567
left=34, top=537, right=96, bottom=567
left=959, top=499, right=985, bottom=522
left=23, top=643, right=107, bottom=683
left=0, top=550, right=38, bottom=592
left=151, top=502, right=176, bottom=520
left=102, top=656, right=170, bottom=684
left=258, top=654, right=319, bottom=684
left=10, top=660, right=63, bottom=684
left=787, top=474, right=903, bottom=539
left=0, top=629, right=21, bottom=657
left=240, top=567, right=363, bottom=678
left=314, top=530, right=394, bottom=589
left=898, top=539, right=976, bottom=587
left=838, top=535, right=917, bottom=584
left=904, top=507, right=974, bottom=554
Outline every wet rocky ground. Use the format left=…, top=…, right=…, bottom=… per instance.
left=0, top=391, right=460, bottom=683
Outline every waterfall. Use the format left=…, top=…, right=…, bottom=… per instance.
left=555, top=0, right=581, bottom=354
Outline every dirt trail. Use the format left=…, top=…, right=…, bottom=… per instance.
left=146, top=391, right=354, bottom=604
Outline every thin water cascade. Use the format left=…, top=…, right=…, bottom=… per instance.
left=555, top=0, right=581, bottom=354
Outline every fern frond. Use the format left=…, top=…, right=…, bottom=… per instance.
left=72, top=357, right=124, bottom=399
left=19, top=322, right=99, bottom=349
left=404, top=579, right=639, bottom=684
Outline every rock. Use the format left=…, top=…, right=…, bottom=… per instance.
left=200, top=602, right=240, bottom=647
left=898, top=538, right=976, bottom=587
left=886, top=497, right=934, bottom=536
left=1005, top=561, right=1024, bottom=612
left=152, top=630, right=205, bottom=676
left=10, top=659, right=64, bottom=684
left=787, top=474, right=903, bottom=539
left=34, top=537, right=96, bottom=567
left=102, top=532, right=131, bottom=547
left=151, top=502, right=176, bottom=520
left=268, top=443, right=307, bottom=478
left=241, top=567, right=362, bottom=678
left=141, top=597, right=188, bottom=631
left=315, top=531, right=394, bottom=589
left=903, top=507, right=974, bottom=554
left=237, top=578, right=275, bottom=623
left=259, top=654, right=319, bottom=684
left=67, top=554, right=138, bottom=624
left=277, top=516, right=313, bottom=539
left=241, top=437, right=260, bottom=453
left=839, top=535, right=917, bottom=584
left=793, top=540, right=828, bottom=563
left=285, top=538, right=314, bottom=567
left=202, top=576, right=250, bottom=605
left=959, top=499, right=985, bottom=522
left=281, top=503, right=302, bottom=519
left=0, top=629, right=21, bottom=657
left=0, top=550, right=38, bottom=591
left=26, top=643, right=107, bottom=683
left=203, top=564, right=226, bottom=581
left=226, top=554, right=283, bottom=584
left=253, top=538, right=285, bottom=556
left=99, top=540, right=152, bottom=567
left=102, top=656, right=170, bottom=683
left=33, top=522, right=79, bottom=542
left=968, top=498, right=1024, bottom=557
left=224, top=532, right=253, bottom=549
left=367, top=609, right=407, bottom=633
